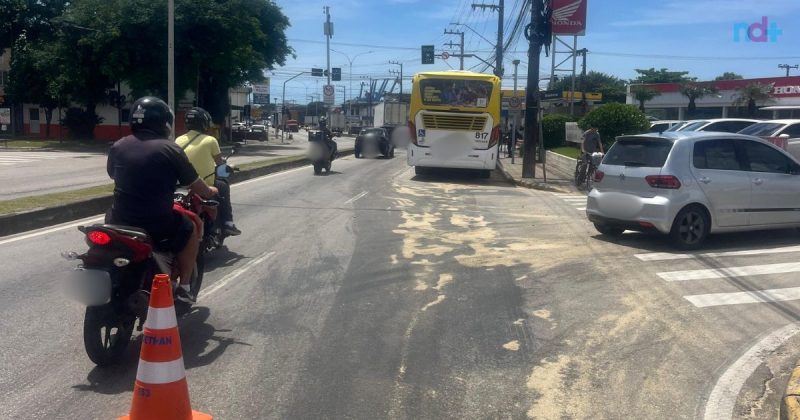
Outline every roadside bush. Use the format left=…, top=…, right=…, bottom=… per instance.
left=542, top=113, right=578, bottom=149
left=578, top=103, right=649, bottom=146
left=61, top=107, right=103, bottom=141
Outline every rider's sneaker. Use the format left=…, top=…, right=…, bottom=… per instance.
left=175, top=285, right=196, bottom=304
left=223, top=223, right=242, bottom=236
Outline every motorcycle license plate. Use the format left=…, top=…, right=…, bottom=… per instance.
left=64, top=268, right=111, bottom=306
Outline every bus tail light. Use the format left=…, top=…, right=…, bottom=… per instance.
left=409, top=121, right=418, bottom=145
left=488, top=126, right=501, bottom=147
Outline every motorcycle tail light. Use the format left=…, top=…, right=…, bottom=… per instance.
left=488, top=126, right=501, bottom=147
left=87, top=230, right=112, bottom=246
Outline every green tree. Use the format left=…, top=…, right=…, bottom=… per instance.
left=305, top=101, right=329, bottom=117
left=632, top=68, right=692, bottom=84
left=629, top=85, right=660, bottom=112
left=0, top=0, right=68, bottom=54
left=578, top=103, right=650, bottom=146
left=548, top=71, right=627, bottom=103
left=541, top=113, right=578, bottom=149
left=680, top=83, right=718, bottom=118
left=715, top=72, right=744, bottom=81
left=732, top=83, right=774, bottom=117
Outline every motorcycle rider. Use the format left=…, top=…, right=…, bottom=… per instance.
left=317, top=116, right=337, bottom=157
left=106, top=96, right=217, bottom=303
left=176, top=107, right=241, bottom=236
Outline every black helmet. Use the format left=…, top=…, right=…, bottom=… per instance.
left=130, top=96, right=174, bottom=138
left=185, top=107, right=211, bottom=132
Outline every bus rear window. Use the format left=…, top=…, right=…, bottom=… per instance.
left=419, top=79, right=493, bottom=108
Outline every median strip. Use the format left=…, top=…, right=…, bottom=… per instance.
left=0, top=148, right=353, bottom=237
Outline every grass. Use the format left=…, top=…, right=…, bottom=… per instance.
left=0, top=153, right=314, bottom=216
left=549, top=146, right=580, bottom=159
left=0, top=183, right=114, bottom=215
left=1, top=139, right=110, bottom=152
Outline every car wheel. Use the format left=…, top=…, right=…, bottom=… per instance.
left=594, top=223, right=624, bottom=237
left=355, top=148, right=362, bottom=158
left=670, top=205, right=710, bottom=250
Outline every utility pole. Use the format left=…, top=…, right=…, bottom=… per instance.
left=324, top=6, right=332, bottom=86
left=522, top=0, right=545, bottom=178
left=577, top=48, right=588, bottom=114
left=389, top=61, right=404, bottom=103
left=167, top=0, right=175, bottom=139
left=444, top=29, right=465, bottom=70
left=472, top=0, right=504, bottom=77
left=511, top=59, right=520, bottom=162
left=779, top=64, right=799, bottom=77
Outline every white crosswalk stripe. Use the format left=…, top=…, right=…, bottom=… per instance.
left=554, top=193, right=587, bottom=211
left=638, top=244, right=800, bottom=308
left=0, top=152, right=91, bottom=166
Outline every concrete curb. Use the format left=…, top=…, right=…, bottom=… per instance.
left=495, top=159, right=570, bottom=193
left=0, top=148, right=353, bottom=238
left=781, top=365, right=800, bottom=419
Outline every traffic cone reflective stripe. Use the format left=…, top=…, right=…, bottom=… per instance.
left=119, top=274, right=212, bottom=420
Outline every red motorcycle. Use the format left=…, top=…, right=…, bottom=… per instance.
left=63, top=192, right=217, bottom=366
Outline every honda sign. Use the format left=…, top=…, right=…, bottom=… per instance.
left=551, top=0, right=588, bottom=36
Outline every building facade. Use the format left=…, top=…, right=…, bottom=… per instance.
left=628, top=76, right=800, bottom=120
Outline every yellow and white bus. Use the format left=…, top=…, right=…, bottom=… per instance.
left=407, top=71, right=502, bottom=177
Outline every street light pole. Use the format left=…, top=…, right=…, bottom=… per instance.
left=282, top=71, right=310, bottom=141
left=331, top=49, right=374, bottom=118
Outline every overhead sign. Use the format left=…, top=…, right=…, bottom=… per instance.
left=252, top=81, right=271, bottom=105
left=441, top=51, right=450, bottom=60
left=323, top=84, right=335, bottom=105
left=551, top=0, right=588, bottom=36
left=562, top=91, right=602, bottom=101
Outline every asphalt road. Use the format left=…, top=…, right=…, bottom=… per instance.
left=0, top=131, right=354, bottom=201
left=1, top=150, right=799, bottom=419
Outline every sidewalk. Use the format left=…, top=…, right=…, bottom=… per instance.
left=496, top=152, right=579, bottom=194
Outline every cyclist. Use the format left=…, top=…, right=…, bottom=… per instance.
left=579, top=125, right=603, bottom=179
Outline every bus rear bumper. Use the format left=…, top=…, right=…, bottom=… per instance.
left=407, top=146, right=497, bottom=170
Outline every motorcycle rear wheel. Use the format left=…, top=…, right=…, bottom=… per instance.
left=83, top=303, right=134, bottom=367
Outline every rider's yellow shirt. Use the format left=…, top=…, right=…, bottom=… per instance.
left=175, top=130, right=221, bottom=186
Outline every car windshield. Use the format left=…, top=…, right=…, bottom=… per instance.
left=603, top=138, right=674, bottom=167
left=418, top=78, right=494, bottom=108
left=738, top=122, right=784, bottom=136
left=678, top=121, right=709, bottom=131
left=664, top=122, right=688, bottom=132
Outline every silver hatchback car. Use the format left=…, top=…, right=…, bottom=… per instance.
left=586, top=132, right=800, bottom=249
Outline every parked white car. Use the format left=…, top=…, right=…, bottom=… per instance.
left=677, top=118, right=760, bottom=133
left=737, top=119, right=800, bottom=138
left=586, top=132, right=800, bottom=249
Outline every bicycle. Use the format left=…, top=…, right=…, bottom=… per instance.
left=575, top=152, right=602, bottom=191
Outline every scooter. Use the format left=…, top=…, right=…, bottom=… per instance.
left=62, top=192, right=214, bottom=366
left=308, top=130, right=337, bottom=175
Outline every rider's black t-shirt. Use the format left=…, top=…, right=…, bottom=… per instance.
left=107, top=134, right=198, bottom=235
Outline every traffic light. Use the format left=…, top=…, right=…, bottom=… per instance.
left=421, top=45, right=434, bottom=64
left=331, top=67, right=342, bottom=81
left=311, top=68, right=323, bottom=77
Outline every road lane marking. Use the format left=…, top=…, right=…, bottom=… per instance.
left=635, top=252, right=693, bottom=261
left=635, top=245, right=800, bottom=262
left=576, top=207, right=586, bottom=211
left=0, top=215, right=104, bottom=246
left=657, top=262, right=800, bottom=282
left=704, top=323, right=800, bottom=420
left=198, top=251, right=275, bottom=301
left=685, top=287, right=800, bottom=308
left=344, top=191, right=368, bottom=205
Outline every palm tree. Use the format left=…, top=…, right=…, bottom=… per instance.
left=630, top=85, right=660, bottom=112
left=732, top=83, right=774, bottom=117
left=680, top=84, right=718, bottom=118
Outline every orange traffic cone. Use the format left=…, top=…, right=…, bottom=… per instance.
left=119, top=274, right=212, bottom=420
